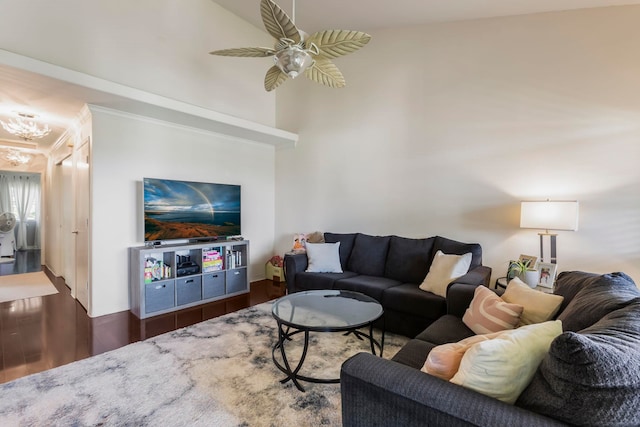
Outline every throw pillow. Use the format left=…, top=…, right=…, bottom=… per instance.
left=422, top=333, right=496, bottom=380
left=451, top=320, right=563, bottom=404
left=517, top=299, right=640, bottom=426
left=502, top=277, right=564, bottom=326
left=462, top=286, right=524, bottom=334
left=419, top=250, right=472, bottom=298
left=305, top=242, right=343, bottom=273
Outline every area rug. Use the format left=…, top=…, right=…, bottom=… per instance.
left=0, top=271, right=58, bottom=303
left=0, top=302, right=409, bottom=426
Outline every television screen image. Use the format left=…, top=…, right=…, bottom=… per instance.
left=143, top=178, right=241, bottom=242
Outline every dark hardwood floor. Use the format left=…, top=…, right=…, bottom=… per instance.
left=0, top=250, right=286, bottom=384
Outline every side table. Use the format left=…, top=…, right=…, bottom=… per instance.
left=495, top=277, right=554, bottom=294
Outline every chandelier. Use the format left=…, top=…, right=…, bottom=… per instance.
left=1, top=113, right=51, bottom=141
left=4, top=149, right=32, bottom=166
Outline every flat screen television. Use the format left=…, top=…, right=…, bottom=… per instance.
left=143, top=178, right=241, bottom=242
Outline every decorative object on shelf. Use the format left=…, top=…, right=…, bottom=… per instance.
left=520, top=200, right=579, bottom=264
left=209, top=0, right=371, bottom=91
left=537, top=262, right=558, bottom=288
left=0, top=112, right=51, bottom=141
left=4, top=149, right=32, bottom=166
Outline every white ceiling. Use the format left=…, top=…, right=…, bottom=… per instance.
left=212, top=0, right=640, bottom=33
left=2, top=0, right=640, bottom=156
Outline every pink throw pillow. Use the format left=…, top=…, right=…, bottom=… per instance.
left=422, top=334, right=492, bottom=380
left=462, top=286, right=524, bottom=334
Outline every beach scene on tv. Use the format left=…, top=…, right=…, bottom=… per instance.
left=144, top=178, right=241, bottom=241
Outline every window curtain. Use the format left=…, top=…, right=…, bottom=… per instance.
left=0, top=172, right=41, bottom=250
left=0, top=174, right=10, bottom=213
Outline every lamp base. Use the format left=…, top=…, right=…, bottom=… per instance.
left=538, top=232, right=557, bottom=264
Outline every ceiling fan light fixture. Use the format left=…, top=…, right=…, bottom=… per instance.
left=4, top=149, right=32, bottom=166
left=1, top=113, right=51, bottom=141
left=209, top=0, right=371, bottom=91
left=273, top=45, right=314, bottom=78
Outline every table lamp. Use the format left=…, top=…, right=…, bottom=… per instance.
left=520, top=200, right=579, bottom=264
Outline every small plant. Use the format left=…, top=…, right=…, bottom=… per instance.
left=508, top=259, right=535, bottom=278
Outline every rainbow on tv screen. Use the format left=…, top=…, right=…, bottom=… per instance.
left=143, top=178, right=241, bottom=242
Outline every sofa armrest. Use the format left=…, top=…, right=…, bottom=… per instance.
left=444, top=266, right=491, bottom=318
left=283, top=253, right=308, bottom=294
left=341, top=352, right=567, bottom=427
left=454, top=265, right=492, bottom=287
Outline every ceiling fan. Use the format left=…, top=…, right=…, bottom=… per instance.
left=210, top=0, right=371, bottom=91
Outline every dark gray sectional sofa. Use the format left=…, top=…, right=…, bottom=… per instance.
left=341, top=271, right=640, bottom=427
left=284, top=232, right=492, bottom=337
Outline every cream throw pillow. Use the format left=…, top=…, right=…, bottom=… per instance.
left=305, top=242, right=343, bottom=273
left=419, top=250, right=472, bottom=298
left=502, top=277, right=564, bottom=326
left=450, top=320, right=563, bottom=404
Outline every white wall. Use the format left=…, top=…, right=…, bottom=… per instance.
left=0, top=1, right=283, bottom=316
left=275, top=6, right=640, bottom=284
left=89, top=107, right=276, bottom=317
left=0, top=0, right=275, bottom=126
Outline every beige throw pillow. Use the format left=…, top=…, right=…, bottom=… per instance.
left=502, top=277, right=564, bottom=326
left=450, top=320, right=563, bottom=404
left=419, top=250, right=472, bottom=298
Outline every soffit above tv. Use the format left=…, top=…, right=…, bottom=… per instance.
left=0, top=49, right=298, bottom=149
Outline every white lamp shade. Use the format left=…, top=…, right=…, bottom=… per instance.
left=520, top=201, right=579, bottom=231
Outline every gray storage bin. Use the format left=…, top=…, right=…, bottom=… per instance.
left=145, top=281, right=175, bottom=313
left=203, top=272, right=225, bottom=299
left=226, top=268, right=248, bottom=294
left=176, top=276, right=202, bottom=305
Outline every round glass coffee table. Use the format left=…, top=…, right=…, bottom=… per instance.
left=271, top=289, right=384, bottom=392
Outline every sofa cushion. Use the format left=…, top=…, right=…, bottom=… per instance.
left=553, top=270, right=603, bottom=313
left=333, top=275, right=401, bottom=301
left=517, top=299, right=640, bottom=426
left=294, top=271, right=358, bottom=291
left=382, top=284, right=447, bottom=322
left=419, top=251, right=472, bottom=298
left=305, top=242, right=343, bottom=273
left=556, top=271, right=640, bottom=332
left=451, top=320, right=563, bottom=404
left=414, top=314, right=475, bottom=346
left=324, top=232, right=357, bottom=270
left=502, top=278, right=564, bottom=326
left=384, top=235, right=435, bottom=284
left=432, top=236, right=482, bottom=269
left=347, top=234, right=390, bottom=277
left=391, top=338, right=437, bottom=370
left=462, top=286, right=523, bottom=334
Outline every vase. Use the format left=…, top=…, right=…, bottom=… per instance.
left=520, top=270, right=540, bottom=288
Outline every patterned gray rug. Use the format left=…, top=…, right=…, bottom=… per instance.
left=0, top=302, right=408, bottom=426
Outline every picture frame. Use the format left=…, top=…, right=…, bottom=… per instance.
left=518, top=254, right=538, bottom=270
left=506, top=260, right=520, bottom=281
left=537, top=262, right=557, bottom=288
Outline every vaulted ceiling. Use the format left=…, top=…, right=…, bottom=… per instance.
left=2, top=0, right=640, bottom=158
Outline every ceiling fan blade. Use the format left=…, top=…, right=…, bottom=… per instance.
left=304, top=58, right=346, bottom=88
left=209, top=47, right=274, bottom=57
left=260, top=0, right=301, bottom=43
left=264, top=66, right=289, bottom=91
left=305, top=30, right=371, bottom=59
